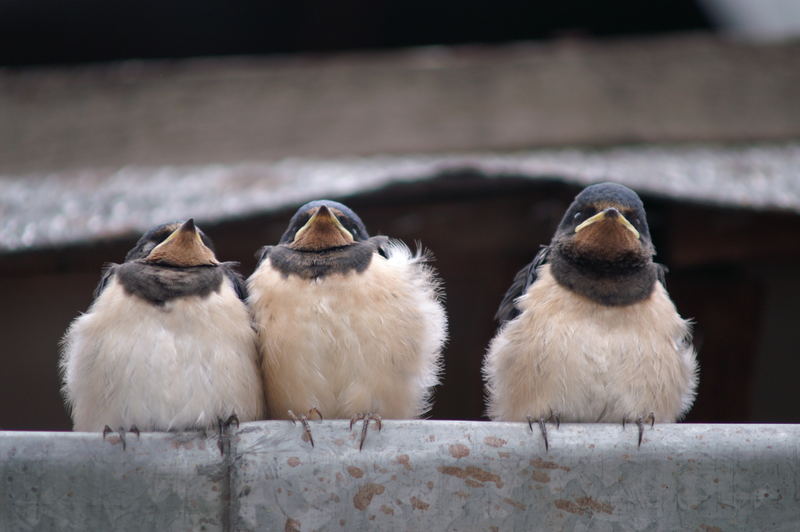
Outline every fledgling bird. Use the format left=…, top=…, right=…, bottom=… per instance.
left=248, top=200, right=447, bottom=449
left=483, top=183, right=698, bottom=449
left=60, top=219, right=265, bottom=450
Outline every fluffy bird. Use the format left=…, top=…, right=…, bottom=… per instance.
left=248, top=200, right=446, bottom=449
left=60, top=220, right=264, bottom=449
left=483, top=183, right=697, bottom=448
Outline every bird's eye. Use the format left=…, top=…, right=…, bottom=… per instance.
left=573, top=211, right=583, bottom=221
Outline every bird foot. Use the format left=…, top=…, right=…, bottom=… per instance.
left=102, top=425, right=140, bottom=451
left=526, top=411, right=560, bottom=452
left=289, top=408, right=323, bottom=448
left=349, top=413, right=382, bottom=451
left=216, top=413, right=240, bottom=456
left=622, top=412, right=655, bottom=448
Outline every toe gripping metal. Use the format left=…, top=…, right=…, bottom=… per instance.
left=349, top=413, right=382, bottom=451
left=217, top=414, right=240, bottom=456
left=289, top=408, right=323, bottom=448
left=102, top=425, right=140, bottom=451
left=623, top=412, right=655, bottom=448
left=527, top=412, right=560, bottom=452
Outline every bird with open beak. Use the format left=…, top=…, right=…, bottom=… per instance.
left=248, top=200, right=447, bottom=449
left=483, top=183, right=698, bottom=449
left=60, top=220, right=265, bottom=451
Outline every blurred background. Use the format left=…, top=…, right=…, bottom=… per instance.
left=1, top=0, right=799, bottom=430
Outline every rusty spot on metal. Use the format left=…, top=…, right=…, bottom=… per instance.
left=449, top=443, right=470, bottom=458
left=287, top=457, right=301, bottom=467
left=380, top=505, right=394, bottom=515
left=336, top=472, right=343, bottom=482
left=395, top=454, right=412, bottom=470
left=530, top=458, right=570, bottom=471
left=334, top=439, right=345, bottom=446
left=339, top=519, right=346, bottom=527
left=490, top=527, right=499, bottom=532
left=455, top=491, right=470, bottom=499
left=699, top=526, right=722, bottom=532
left=503, top=497, right=527, bottom=511
left=531, top=470, right=550, bottom=483
left=555, top=499, right=585, bottom=515
left=465, top=479, right=482, bottom=488
left=347, top=466, right=364, bottom=478
left=353, top=483, right=385, bottom=511
left=498, top=451, right=510, bottom=458
left=438, top=466, right=468, bottom=479
left=410, top=496, right=430, bottom=510
left=285, top=518, right=301, bottom=532
left=427, top=435, right=436, bottom=442
left=466, top=466, right=502, bottom=487
left=369, top=515, right=376, bottom=521
left=484, top=436, right=507, bottom=448
left=426, top=481, right=434, bottom=490
left=555, top=497, right=614, bottom=516
left=576, top=497, right=613, bottom=514
left=437, top=465, right=503, bottom=488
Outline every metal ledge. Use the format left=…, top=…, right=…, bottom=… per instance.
left=2, top=422, right=799, bottom=531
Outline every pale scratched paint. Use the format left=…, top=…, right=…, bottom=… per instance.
left=2, top=423, right=800, bottom=531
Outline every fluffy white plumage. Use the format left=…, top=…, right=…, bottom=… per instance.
left=60, top=276, right=265, bottom=432
left=248, top=239, right=447, bottom=420
left=484, top=264, right=697, bottom=423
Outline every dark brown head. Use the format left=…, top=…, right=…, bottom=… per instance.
left=549, top=183, right=659, bottom=305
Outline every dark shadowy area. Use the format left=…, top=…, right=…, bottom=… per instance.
left=0, top=0, right=712, bottom=66
left=2, top=175, right=798, bottom=430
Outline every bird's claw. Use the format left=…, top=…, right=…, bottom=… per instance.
left=288, top=408, right=322, bottom=448
left=526, top=411, right=559, bottom=452
left=216, top=412, right=239, bottom=456
left=623, top=412, right=655, bottom=448
left=102, top=425, right=138, bottom=450
left=349, top=413, right=382, bottom=451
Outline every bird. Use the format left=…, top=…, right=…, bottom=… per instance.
left=60, top=219, right=265, bottom=452
left=483, top=182, right=698, bottom=449
left=247, top=200, right=447, bottom=449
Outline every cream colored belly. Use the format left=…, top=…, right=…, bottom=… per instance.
left=61, top=278, right=265, bottom=432
left=249, top=248, right=445, bottom=420
left=484, top=264, right=697, bottom=423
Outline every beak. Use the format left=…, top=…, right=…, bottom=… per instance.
left=146, top=219, right=219, bottom=266
left=293, top=205, right=354, bottom=244
left=575, top=208, right=640, bottom=239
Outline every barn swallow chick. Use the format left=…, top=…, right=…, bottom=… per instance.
left=483, top=183, right=697, bottom=449
left=248, top=200, right=447, bottom=450
left=60, top=220, right=265, bottom=452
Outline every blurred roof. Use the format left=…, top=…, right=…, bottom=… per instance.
left=2, top=143, right=799, bottom=253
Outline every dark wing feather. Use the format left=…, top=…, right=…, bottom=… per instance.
left=221, top=262, right=248, bottom=301
left=495, top=246, right=550, bottom=324
left=93, top=263, right=119, bottom=300
left=254, top=245, right=272, bottom=267
left=655, top=262, right=668, bottom=289
left=369, top=235, right=391, bottom=258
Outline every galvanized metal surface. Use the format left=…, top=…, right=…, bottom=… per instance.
left=2, top=422, right=799, bottom=531
left=0, top=430, right=226, bottom=531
